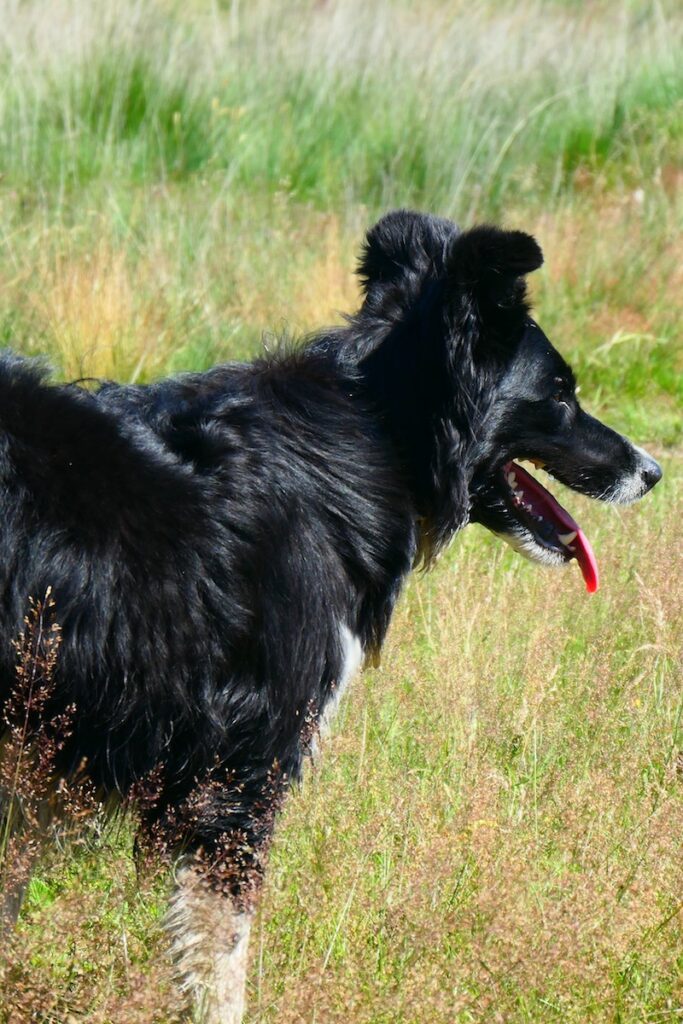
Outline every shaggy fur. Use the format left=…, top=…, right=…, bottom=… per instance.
left=0, top=210, right=661, bottom=1021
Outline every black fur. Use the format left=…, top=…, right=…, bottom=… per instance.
left=0, top=210, right=661, bottom=892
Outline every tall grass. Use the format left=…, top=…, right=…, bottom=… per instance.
left=0, top=0, right=681, bottom=429
left=0, top=0, right=681, bottom=208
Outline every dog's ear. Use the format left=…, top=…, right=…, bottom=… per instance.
left=358, top=210, right=457, bottom=298
left=448, top=225, right=543, bottom=323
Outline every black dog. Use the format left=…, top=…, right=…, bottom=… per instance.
left=0, top=211, right=661, bottom=1022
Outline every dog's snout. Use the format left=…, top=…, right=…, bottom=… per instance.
left=640, top=454, right=662, bottom=493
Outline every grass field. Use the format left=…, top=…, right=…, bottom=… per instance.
left=0, top=0, right=682, bottom=1021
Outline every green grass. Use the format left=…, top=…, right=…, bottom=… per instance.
left=1, top=0, right=682, bottom=209
left=0, top=0, right=682, bottom=1021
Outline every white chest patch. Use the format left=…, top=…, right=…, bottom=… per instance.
left=318, top=624, right=363, bottom=740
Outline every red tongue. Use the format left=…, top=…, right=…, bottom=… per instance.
left=573, top=529, right=600, bottom=594
left=506, top=461, right=600, bottom=594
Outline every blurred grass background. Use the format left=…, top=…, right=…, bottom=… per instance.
left=0, top=0, right=681, bottom=1021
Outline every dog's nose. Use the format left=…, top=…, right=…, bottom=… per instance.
left=640, top=453, right=662, bottom=493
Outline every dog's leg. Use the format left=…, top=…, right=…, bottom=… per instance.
left=0, top=802, right=43, bottom=932
left=166, top=859, right=253, bottom=1024
left=0, top=879, right=27, bottom=931
left=0, top=837, right=41, bottom=931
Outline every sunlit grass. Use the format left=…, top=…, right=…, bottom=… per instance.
left=250, top=468, right=682, bottom=1023
left=0, top=0, right=682, bottom=1021
left=0, top=0, right=681, bottom=207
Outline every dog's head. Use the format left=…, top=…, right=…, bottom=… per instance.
left=356, top=210, right=662, bottom=591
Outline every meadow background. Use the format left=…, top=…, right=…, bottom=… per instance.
left=0, top=0, right=681, bottom=1020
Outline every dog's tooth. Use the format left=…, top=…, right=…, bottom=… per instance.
left=558, top=530, right=577, bottom=545
left=507, top=472, right=517, bottom=489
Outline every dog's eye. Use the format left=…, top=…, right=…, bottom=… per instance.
left=552, top=378, right=572, bottom=405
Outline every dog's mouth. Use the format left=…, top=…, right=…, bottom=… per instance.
left=473, top=460, right=599, bottom=593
